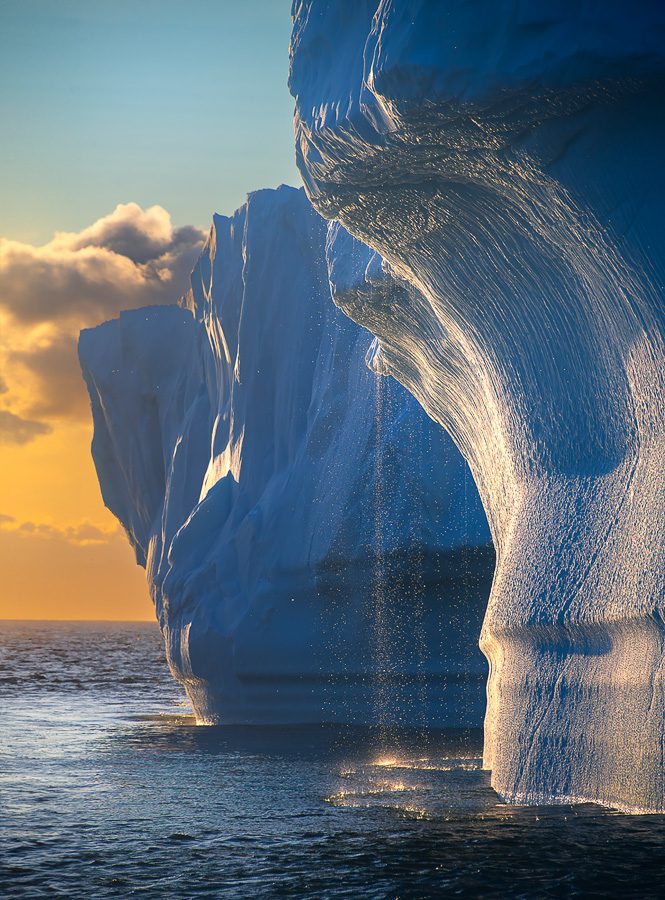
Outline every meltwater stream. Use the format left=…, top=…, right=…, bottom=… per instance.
left=1, top=621, right=663, bottom=899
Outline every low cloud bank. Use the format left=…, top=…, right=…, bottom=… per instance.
left=0, top=409, right=52, bottom=445
left=0, top=513, right=118, bottom=546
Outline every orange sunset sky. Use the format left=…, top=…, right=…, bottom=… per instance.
left=0, top=202, right=207, bottom=620
left=0, top=1, right=297, bottom=620
left=0, top=414, right=153, bottom=621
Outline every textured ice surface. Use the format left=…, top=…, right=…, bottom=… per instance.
left=80, top=186, right=492, bottom=727
left=290, top=2, right=665, bottom=811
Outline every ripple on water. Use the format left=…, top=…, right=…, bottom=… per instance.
left=0, top=621, right=664, bottom=899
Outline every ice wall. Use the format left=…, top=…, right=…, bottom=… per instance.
left=80, top=185, right=492, bottom=727
left=289, top=2, right=665, bottom=811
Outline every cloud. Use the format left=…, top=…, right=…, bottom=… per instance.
left=0, top=514, right=118, bottom=546
left=0, top=202, right=205, bottom=326
left=10, top=334, right=87, bottom=419
left=0, top=202, right=205, bottom=437
left=51, top=202, right=199, bottom=264
left=0, top=410, right=52, bottom=445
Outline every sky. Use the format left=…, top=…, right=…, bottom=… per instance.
left=0, top=0, right=300, bottom=620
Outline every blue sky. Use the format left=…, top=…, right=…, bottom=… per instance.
left=0, top=0, right=300, bottom=242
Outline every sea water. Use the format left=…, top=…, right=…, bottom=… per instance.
left=0, top=621, right=662, bottom=898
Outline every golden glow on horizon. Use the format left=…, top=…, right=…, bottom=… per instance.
left=0, top=418, right=152, bottom=621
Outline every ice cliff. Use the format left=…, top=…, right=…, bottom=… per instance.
left=80, top=185, right=492, bottom=727
left=289, top=2, right=665, bottom=811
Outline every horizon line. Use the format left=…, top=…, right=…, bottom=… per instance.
left=0, top=617, right=157, bottom=624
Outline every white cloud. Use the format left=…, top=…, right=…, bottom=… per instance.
left=0, top=202, right=204, bottom=325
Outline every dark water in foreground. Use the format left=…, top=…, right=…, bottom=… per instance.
left=0, top=622, right=662, bottom=899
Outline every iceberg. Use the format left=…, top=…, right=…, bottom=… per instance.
left=289, top=2, right=665, bottom=811
left=80, top=185, right=492, bottom=727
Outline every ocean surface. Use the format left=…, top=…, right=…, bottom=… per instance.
left=0, top=621, right=662, bottom=899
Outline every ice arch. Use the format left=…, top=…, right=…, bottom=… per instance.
left=289, top=1, right=665, bottom=812
left=80, top=186, right=493, bottom=728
